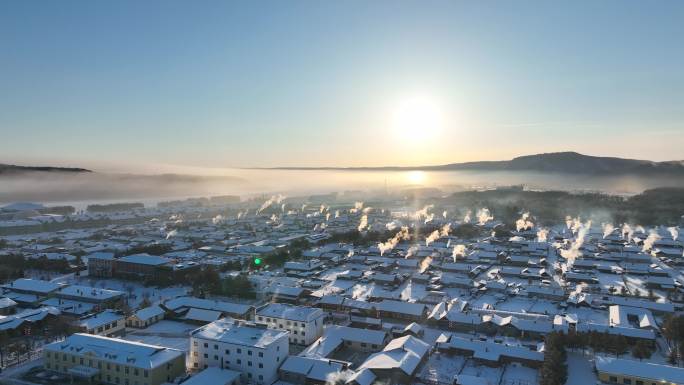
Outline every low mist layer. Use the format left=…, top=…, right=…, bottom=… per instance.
left=1, top=168, right=684, bottom=206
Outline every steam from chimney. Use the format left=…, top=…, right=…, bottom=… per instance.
left=334, top=210, right=340, bottom=218
left=440, top=223, right=451, bottom=237
left=357, top=215, right=368, bottom=232
left=385, top=220, right=403, bottom=231
left=212, top=214, right=225, bottom=225
left=350, top=201, right=364, bottom=214
left=418, top=255, right=433, bottom=273
left=378, top=226, right=410, bottom=256
left=425, top=230, right=440, bottom=246
left=515, top=212, right=534, bottom=232
left=165, top=229, right=177, bottom=240
left=442, top=210, right=448, bottom=219
left=452, top=244, right=466, bottom=262
left=565, top=216, right=582, bottom=234
left=463, top=210, right=472, bottom=224
left=559, top=220, right=591, bottom=265
left=413, top=205, right=434, bottom=221
left=536, top=228, right=549, bottom=242
left=257, top=194, right=286, bottom=214
left=325, top=212, right=331, bottom=221
left=424, top=213, right=434, bottom=224
left=405, top=245, right=419, bottom=259
left=477, top=208, right=493, bottom=225
left=320, top=204, right=327, bottom=213
left=667, top=226, right=679, bottom=241
left=642, top=229, right=660, bottom=252
left=602, top=223, right=615, bottom=239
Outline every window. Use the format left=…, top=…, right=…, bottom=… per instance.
left=248, top=350, right=252, bottom=356
left=623, top=380, right=631, bottom=385
left=237, top=359, right=241, bottom=364
left=258, top=363, right=263, bottom=368
left=225, top=349, right=230, bottom=355
left=214, top=355, right=218, bottom=360
left=214, top=344, right=218, bottom=350
left=361, top=343, right=367, bottom=347
left=193, top=341, right=198, bottom=346
left=237, top=348, right=242, bottom=354
left=258, top=352, right=263, bottom=358
left=248, top=361, right=252, bottom=367
left=258, top=316, right=263, bottom=321
left=204, top=343, right=208, bottom=348
left=204, top=353, right=208, bottom=358
left=609, top=377, right=618, bottom=383
left=372, top=344, right=378, bottom=349
left=144, top=370, right=148, bottom=378
left=259, top=375, right=263, bottom=380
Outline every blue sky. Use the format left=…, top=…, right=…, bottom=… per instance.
left=1, top=0, right=683, bottom=171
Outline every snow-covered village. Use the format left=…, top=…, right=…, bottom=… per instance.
left=0, top=188, right=683, bottom=385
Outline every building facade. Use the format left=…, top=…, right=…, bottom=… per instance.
left=189, top=318, right=289, bottom=385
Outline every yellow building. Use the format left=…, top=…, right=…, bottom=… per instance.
left=44, top=333, right=185, bottom=385
left=595, top=356, right=684, bottom=385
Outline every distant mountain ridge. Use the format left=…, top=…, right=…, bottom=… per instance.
left=0, top=163, right=91, bottom=175
left=264, top=152, right=684, bottom=175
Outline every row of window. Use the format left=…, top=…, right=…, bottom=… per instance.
left=194, top=341, right=268, bottom=356
left=195, top=352, right=266, bottom=369
left=257, top=316, right=307, bottom=327
left=193, top=363, right=265, bottom=383
left=47, top=352, right=149, bottom=377
left=45, top=363, right=154, bottom=385
left=607, top=376, right=657, bottom=385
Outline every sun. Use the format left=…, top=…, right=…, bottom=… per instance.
left=406, top=170, right=426, bottom=184
left=391, top=95, right=444, bottom=142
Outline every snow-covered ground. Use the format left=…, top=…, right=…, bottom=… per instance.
left=565, top=352, right=597, bottom=385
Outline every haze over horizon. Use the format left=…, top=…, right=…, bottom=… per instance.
left=2, top=0, right=683, bottom=173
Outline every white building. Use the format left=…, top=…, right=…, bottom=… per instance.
left=189, top=318, right=289, bottom=385
left=255, top=303, right=324, bottom=345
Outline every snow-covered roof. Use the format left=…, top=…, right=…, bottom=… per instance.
left=79, top=310, right=124, bottom=330
left=3, top=278, right=61, bottom=294
left=357, top=335, right=430, bottom=376
left=280, top=356, right=347, bottom=382
left=596, top=356, right=684, bottom=384
left=191, top=318, right=288, bottom=348
left=44, top=333, right=183, bottom=369
left=133, top=305, right=165, bottom=322
left=119, top=253, right=171, bottom=266
left=181, top=367, right=241, bottom=385
left=257, top=303, right=324, bottom=322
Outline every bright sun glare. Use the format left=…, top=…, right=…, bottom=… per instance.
left=391, top=95, right=444, bottom=142
left=407, top=170, right=426, bottom=184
